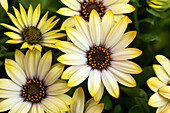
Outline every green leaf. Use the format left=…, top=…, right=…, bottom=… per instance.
left=146, top=8, right=165, bottom=18
left=140, top=33, right=161, bottom=42
left=110, top=104, right=123, bottom=113
left=139, top=18, right=154, bottom=25
left=101, top=93, right=113, bottom=110
left=131, top=0, right=141, bottom=7
left=0, top=60, right=3, bottom=66
left=128, top=105, right=144, bottom=113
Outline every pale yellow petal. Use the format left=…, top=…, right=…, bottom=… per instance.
left=159, top=86, right=170, bottom=100
left=61, top=0, right=81, bottom=10
left=32, top=4, right=40, bottom=26
left=27, top=4, right=33, bottom=27
left=6, top=39, right=23, bottom=44
left=0, top=0, right=8, bottom=11
left=4, top=32, right=22, bottom=40
left=19, top=3, right=28, bottom=27
left=0, top=23, right=21, bottom=33
left=57, top=7, right=80, bottom=16
left=60, top=17, right=75, bottom=30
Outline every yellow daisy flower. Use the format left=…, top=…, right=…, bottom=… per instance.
left=0, top=49, right=74, bottom=112
left=0, top=4, right=66, bottom=52
left=56, top=10, right=142, bottom=102
left=62, top=87, right=104, bottom=113
left=57, top=0, right=135, bottom=29
left=147, top=55, right=170, bottom=113
left=0, top=0, right=8, bottom=12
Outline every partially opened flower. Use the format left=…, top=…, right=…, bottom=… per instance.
left=0, top=0, right=8, bottom=12
left=147, top=55, right=170, bottom=113
left=0, top=4, right=66, bottom=52
left=62, top=87, right=104, bottom=113
left=56, top=10, right=142, bottom=102
left=57, top=0, right=135, bottom=29
left=0, top=49, right=74, bottom=112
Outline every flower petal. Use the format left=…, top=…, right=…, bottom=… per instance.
left=32, top=4, right=40, bottom=26
left=88, top=69, right=102, bottom=97
left=57, top=53, right=87, bottom=65
left=148, top=93, right=168, bottom=107
left=37, top=11, right=49, bottom=30
left=101, top=69, right=119, bottom=98
left=153, top=64, right=169, bottom=84
left=94, top=83, right=104, bottom=102
left=60, top=17, right=75, bottom=30
left=56, top=94, right=74, bottom=105
left=4, top=32, right=22, bottom=40
left=147, top=77, right=166, bottom=92
left=44, top=63, right=65, bottom=86
left=104, top=16, right=128, bottom=49
left=68, top=65, right=91, bottom=87
left=13, top=7, right=25, bottom=28
left=57, top=7, right=80, bottom=16
left=15, top=49, right=24, bottom=70
left=0, top=0, right=8, bottom=11
left=19, top=3, right=28, bottom=27
left=103, top=0, right=117, bottom=6
left=0, top=79, right=21, bottom=91
left=84, top=103, right=104, bottom=113
left=108, top=66, right=136, bottom=87
left=110, top=60, right=142, bottom=74
left=111, top=48, right=142, bottom=60
left=159, top=86, right=170, bottom=100
left=61, top=0, right=81, bottom=10
left=37, top=50, right=52, bottom=80
left=0, top=89, right=20, bottom=98
left=8, top=100, right=25, bottom=113
left=156, top=55, right=170, bottom=76
left=6, top=39, right=23, bottom=44
left=66, top=27, right=90, bottom=51
left=27, top=4, right=33, bottom=27
left=89, top=10, right=102, bottom=46
left=71, top=87, right=85, bottom=113
left=0, top=23, right=21, bottom=33
left=16, top=101, right=32, bottom=113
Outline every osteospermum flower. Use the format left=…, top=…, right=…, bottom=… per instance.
left=147, top=55, right=170, bottom=113
left=0, top=0, right=8, bottom=11
left=56, top=10, right=142, bottom=101
left=0, top=49, right=74, bottom=112
left=0, top=4, right=66, bottom=52
left=57, top=0, right=135, bottom=29
left=62, top=87, right=104, bottom=113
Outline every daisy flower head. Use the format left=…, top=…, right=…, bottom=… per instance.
left=0, top=49, right=74, bottom=112
left=56, top=9, right=142, bottom=102
left=0, top=4, right=66, bottom=52
left=0, top=0, right=8, bottom=12
left=147, top=55, right=170, bottom=113
left=62, top=87, right=104, bottom=113
left=57, top=0, right=135, bottom=29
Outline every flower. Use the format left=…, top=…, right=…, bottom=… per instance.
left=62, top=87, right=104, bottom=113
left=0, top=4, right=66, bottom=52
left=56, top=10, right=142, bottom=102
left=147, top=0, right=170, bottom=12
left=0, top=0, right=8, bottom=12
left=57, top=0, right=135, bottom=29
left=0, top=49, right=74, bottom=112
left=147, top=55, right=170, bottom=113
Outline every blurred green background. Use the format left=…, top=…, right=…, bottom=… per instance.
left=0, top=0, right=169, bottom=113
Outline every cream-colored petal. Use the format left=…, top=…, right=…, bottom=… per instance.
left=27, top=4, right=33, bottom=27
left=5, top=64, right=27, bottom=86
left=94, top=83, right=104, bottom=102
left=74, top=15, right=93, bottom=46
left=60, top=17, right=75, bottom=30
left=85, top=98, right=98, bottom=110
left=0, top=23, right=21, bottom=33
left=68, top=65, right=91, bottom=87
left=0, top=79, right=21, bottom=91
left=111, top=31, right=137, bottom=51
left=102, top=10, right=115, bottom=43
left=71, top=87, right=85, bottom=113
left=8, top=100, right=24, bottom=113
left=108, top=66, right=136, bottom=87
left=89, top=10, right=102, bottom=46
left=147, top=77, right=166, bottom=92
left=61, top=65, right=85, bottom=79
left=57, top=53, right=87, bottom=65
left=0, top=97, right=22, bottom=112
left=61, top=0, right=81, bottom=10
left=15, top=49, right=24, bottom=70
left=148, top=93, right=168, bottom=107
left=29, top=103, right=44, bottom=113
left=41, top=43, right=57, bottom=49
left=115, top=0, right=130, bottom=3
left=43, top=33, right=66, bottom=39
left=110, top=60, right=142, bottom=74
left=57, top=7, right=80, bottom=16
left=34, top=44, right=42, bottom=52
left=6, top=39, right=23, bottom=44
left=13, top=7, right=25, bottom=28
left=108, top=4, right=135, bottom=14
left=19, top=3, right=28, bottom=27
left=56, top=41, right=85, bottom=54
left=156, top=55, right=170, bottom=76
left=32, top=4, right=40, bottom=26
left=66, top=27, right=90, bottom=51
left=111, top=48, right=142, bottom=60
left=101, top=69, right=119, bottom=98
left=159, top=86, right=170, bottom=100
left=4, top=32, right=22, bottom=40
left=44, top=63, right=65, bottom=86
left=42, top=39, right=59, bottom=44
left=88, top=69, right=101, bottom=97
left=104, top=16, right=128, bottom=49
left=153, top=64, right=170, bottom=84
left=103, top=0, right=117, bottom=6
left=37, top=11, right=49, bottom=30
left=16, top=101, right=32, bottom=113
left=47, top=80, right=70, bottom=95
left=0, top=89, right=20, bottom=98
left=56, top=94, right=74, bottom=105
left=0, top=0, right=8, bottom=11
left=85, top=103, right=104, bottom=113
